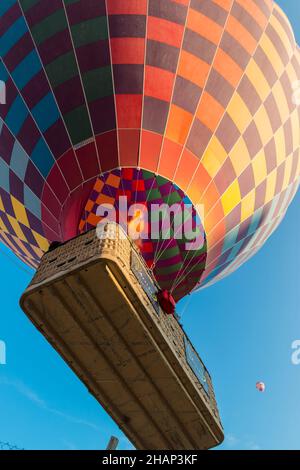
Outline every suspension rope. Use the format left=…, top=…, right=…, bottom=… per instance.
left=178, top=294, right=193, bottom=317
left=152, top=180, right=179, bottom=266
left=170, top=238, right=204, bottom=295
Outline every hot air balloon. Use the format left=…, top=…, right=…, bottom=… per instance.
left=0, top=0, right=299, bottom=301
left=1, top=0, right=299, bottom=451
left=256, top=381, right=266, bottom=392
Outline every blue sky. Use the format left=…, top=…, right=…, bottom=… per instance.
left=0, top=0, right=299, bottom=451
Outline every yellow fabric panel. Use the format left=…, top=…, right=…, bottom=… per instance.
left=254, top=105, right=274, bottom=146
left=13, top=237, right=32, bottom=260
left=229, top=137, right=251, bottom=176
left=285, top=60, right=299, bottom=86
left=285, top=62, right=299, bottom=88
left=11, top=197, right=29, bottom=227
left=270, top=10, right=295, bottom=56
left=201, top=136, right=227, bottom=178
left=241, top=189, right=256, bottom=223
left=0, top=217, right=7, bottom=232
left=252, top=149, right=268, bottom=186
left=31, top=245, right=45, bottom=259
left=246, top=59, right=270, bottom=101
left=227, top=92, right=252, bottom=133
left=274, top=127, right=286, bottom=166
left=259, top=33, right=284, bottom=77
left=33, top=231, right=49, bottom=251
left=7, top=216, right=26, bottom=242
left=273, top=3, right=296, bottom=45
left=272, top=81, right=290, bottom=122
left=0, top=228, right=42, bottom=267
left=221, top=180, right=241, bottom=216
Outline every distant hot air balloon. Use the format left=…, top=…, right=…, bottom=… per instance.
left=256, top=382, right=266, bottom=392
left=0, top=0, right=299, bottom=302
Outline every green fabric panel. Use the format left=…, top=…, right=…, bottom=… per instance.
left=31, top=9, right=67, bottom=45
left=158, top=245, right=180, bottom=259
left=19, top=0, right=39, bottom=11
left=83, top=67, right=113, bottom=102
left=157, top=262, right=184, bottom=275
left=156, top=175, right=167, bottom=186
left=45, top=51, right=78, bottom=88
left=147, top=188, right=162, bottom=202
left=71, top=17, right=108, bottom=48
left=63, top=105, right=93, bottom=144
left=63, top=0, right=78, bottom=5
left=142, top=170, right=155, bottom=180
left=163, top=192, right=182, bottom=204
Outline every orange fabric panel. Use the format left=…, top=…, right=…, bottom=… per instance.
left=166, top=105, right=193, bottom=145
left=144, top=65, right=174, bottom=102
left=178, top=51, right=210, bottom=88
left=147, top=16, right=183, bottom=48
left=187, top=8, right=223, bottom=45
left=139, top=130, right=163, bottom=172
left=174, top=149, right=199, bottom=192
left=205, top=201, right=225, bottom=236
left=213, top=0, right=232, bottom=11
left=202, top=181, right=221, bottom=212
left=227, top=15, right=257, bottom=55
left=172, top=0, right=189, bottom=5
left=157, top=138, right=183, bottom=180
left=196, top=92, right=224, bottom=132
left=214, top=48, right=243, bottom=88
left=236, top=0, right=268, bottom=29
left=187, top=163, right=212, bottom=204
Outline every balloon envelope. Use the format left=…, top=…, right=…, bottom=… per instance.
left=0, top=0, right=299, bottom=300
left=256, top=382, right=266, bottom=392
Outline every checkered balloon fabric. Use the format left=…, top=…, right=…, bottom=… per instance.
left=0, top=0, right=299, bottom=298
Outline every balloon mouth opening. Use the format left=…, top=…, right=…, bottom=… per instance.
left=75, top=168, right=207, bottom=300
